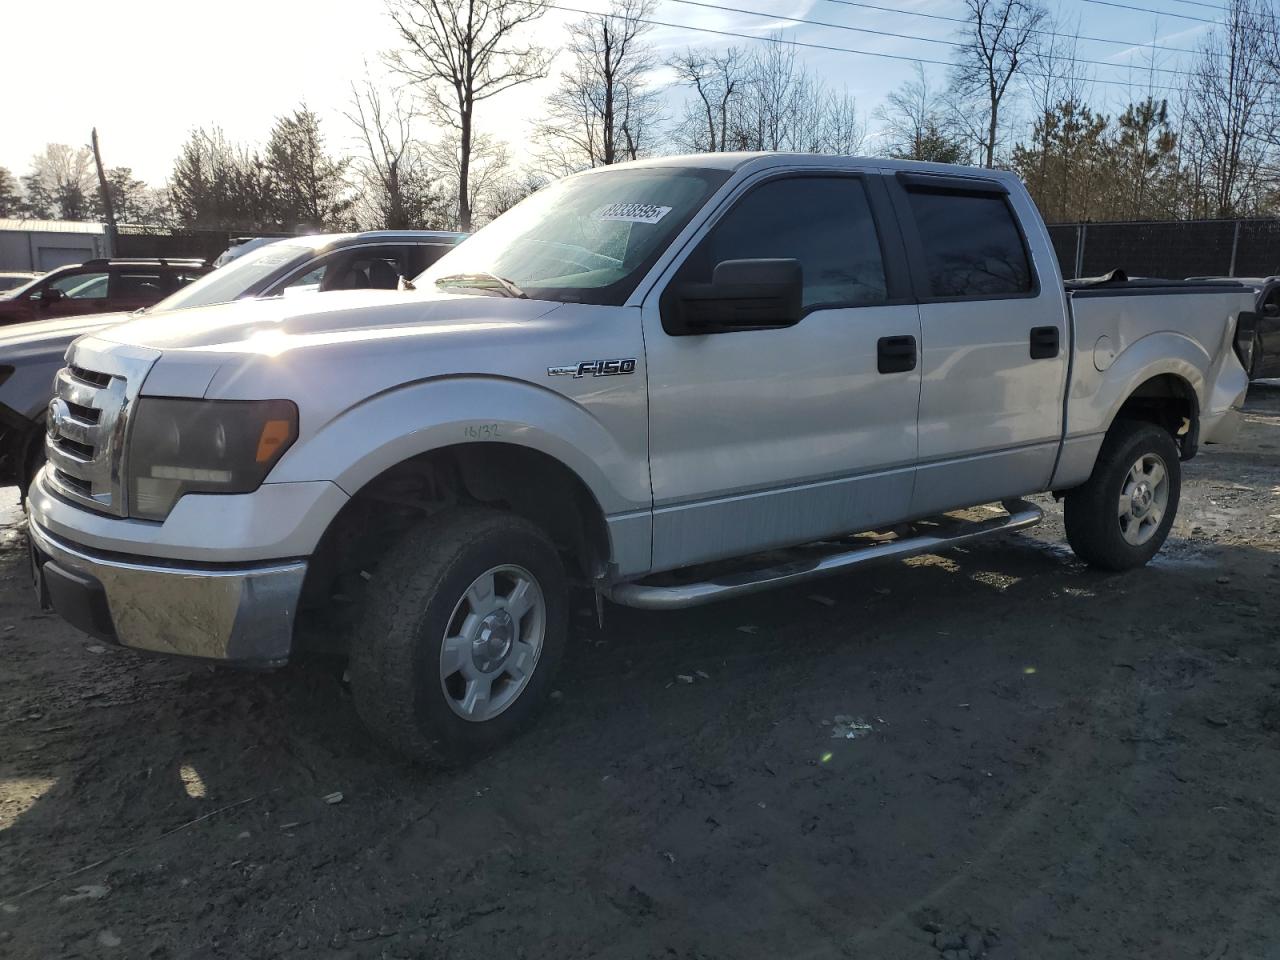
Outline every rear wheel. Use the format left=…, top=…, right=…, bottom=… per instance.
left=349, top=508, right=567, bottom=763
left=1064, top=420, right=1181, bottom=571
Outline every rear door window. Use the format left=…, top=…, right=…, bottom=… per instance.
left=903, top=189, right=1032, bottom=298
left=109, top=270, right=167, bottom=299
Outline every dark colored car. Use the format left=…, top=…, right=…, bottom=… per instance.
left=1248, top=278, right=1280, bottom=379
left=0, top=259, right=209, bottom=326
left=0, top=230, right=465, bottom=496
left=1189, top=276, right=1280, bottom=379
left=0, top=272, right=39, bottom=293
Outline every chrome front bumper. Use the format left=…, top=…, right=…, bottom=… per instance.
left=28, top=516, right=307, bottom=667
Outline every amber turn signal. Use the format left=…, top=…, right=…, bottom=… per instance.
left=257, top=419, right=295, bottom=463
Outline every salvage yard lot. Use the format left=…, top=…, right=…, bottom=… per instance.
left=2, top=385, right=1279, bottom=960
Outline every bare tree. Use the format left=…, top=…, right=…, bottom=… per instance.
left=385, top=0, right=549, bottom=230
left=876, top=65, right=967, bottom=163
left=482, top=168, right=549, bottom=220
left=737, top=42, right=805, bottom=151
left=1181, top=0, right=1271, bottom=217
left=345, top=75, right=447, bottom=229
left=427, top=129, right=512, bottom=227
left=22, top=144, right=97, bottom=220
left=951, top=0, right=1048, bottom=168
left=539, top=0, right=662, bottom=172
left=669, top=47, right=745, bottom=152
left=814, top=90, right=867, bottom=156
left=1021, top=19, right=1091, bottom=187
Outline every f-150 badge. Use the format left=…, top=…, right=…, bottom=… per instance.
left=548, top=359, right=637, bottom=379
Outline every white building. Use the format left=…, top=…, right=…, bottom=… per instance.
left=0, top=219, right=110, bottom=272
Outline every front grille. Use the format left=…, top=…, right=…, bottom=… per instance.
left=54, top=436, right=94, bottom=460
left=65, top=400, right=101, bottom=424
left=54, top=469, right=92, bottom=496
left=44, top=344, right=157, bottom=517
left=68, top=365, right=113, bottom=388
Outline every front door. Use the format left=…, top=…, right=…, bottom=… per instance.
left=42, top=269, right=111, bottom=320
left=642, top=171, right=922, bottom=572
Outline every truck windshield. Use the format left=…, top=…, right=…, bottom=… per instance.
left=149, top=242, right=312, bottom=313
left=417, top=166, right=730, bottom=306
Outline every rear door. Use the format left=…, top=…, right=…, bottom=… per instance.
left=642, top=170, right=922, bottom=571
left=886, top=171, right=1069, bottom=515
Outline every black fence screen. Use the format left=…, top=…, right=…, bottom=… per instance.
left=114, top=227, right=296, bottom=264
left=110, top=217, right=1280, bottom=280
left=1046, top=218, right=1280, bottom=280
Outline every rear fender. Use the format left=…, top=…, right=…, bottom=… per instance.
left=1073, top=332, right=1208, bottom=441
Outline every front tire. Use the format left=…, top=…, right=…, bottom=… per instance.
left=1064, top=420, right=1181, bottom=571
left=349, top=508, right=568, bottom=763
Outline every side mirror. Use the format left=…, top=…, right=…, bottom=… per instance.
left=673, top=258, right=802, bottom=334
left=1263, top=301, right=1280, bottom=319
left=36, top=287, right=65, bottom=306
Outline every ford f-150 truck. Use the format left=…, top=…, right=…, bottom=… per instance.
left=26, top=154, right=1257, bottom=761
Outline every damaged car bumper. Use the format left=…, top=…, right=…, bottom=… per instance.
left=27, top=514, right=307, bottom=667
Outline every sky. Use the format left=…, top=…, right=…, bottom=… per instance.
left=0, top=0, right=1219, bottom=188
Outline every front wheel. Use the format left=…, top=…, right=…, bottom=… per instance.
left=1064, top=420, right=1181, bottom=571
left=349, top=508, right=568, bottom=763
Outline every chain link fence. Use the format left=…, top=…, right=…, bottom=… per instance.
left=1046, top=218, right=1280, bottom=281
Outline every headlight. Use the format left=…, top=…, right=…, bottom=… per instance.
left=127, top=398, right=298, bottom=520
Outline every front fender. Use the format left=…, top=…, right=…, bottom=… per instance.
left=268, top=375, right=650, bottom=517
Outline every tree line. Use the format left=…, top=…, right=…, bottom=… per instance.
left=1, top=0, right=1279, bottom=233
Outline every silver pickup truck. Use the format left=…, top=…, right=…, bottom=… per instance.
left=26, top=154, right=1256, bottom=760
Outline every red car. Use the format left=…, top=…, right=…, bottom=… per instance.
left=0, top=258, right=209, bottom=326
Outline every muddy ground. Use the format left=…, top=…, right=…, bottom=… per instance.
left=1, top=386, right=1279, bottom=960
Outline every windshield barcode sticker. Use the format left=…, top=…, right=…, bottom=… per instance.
left=594, top=202, right=672, bottom=224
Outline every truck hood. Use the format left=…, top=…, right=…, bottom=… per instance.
left=92, top=289, right=560, bottom=353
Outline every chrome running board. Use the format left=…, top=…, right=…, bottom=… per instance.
left=607, top=499, right=1043, bottom=611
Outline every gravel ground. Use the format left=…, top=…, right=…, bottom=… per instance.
left=1, top=384, right=1279, bottom=960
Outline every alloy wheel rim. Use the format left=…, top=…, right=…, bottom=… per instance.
left=1118, top=453, right=1170, bottom=547
left=439, top=564, right=546, bottom=722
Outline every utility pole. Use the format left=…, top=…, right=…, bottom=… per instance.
left=91, top=128, right=118, bottom=256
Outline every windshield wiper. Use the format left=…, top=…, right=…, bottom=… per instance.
left=434, top=272, right=528, bottom=299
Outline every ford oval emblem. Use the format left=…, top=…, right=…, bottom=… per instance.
left=47, top=398, right=70, bottom=439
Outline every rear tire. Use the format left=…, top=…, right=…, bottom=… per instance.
left=349, top=507, right=567, bottom=764
left=1064, top=420, right=1181, bottom=571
